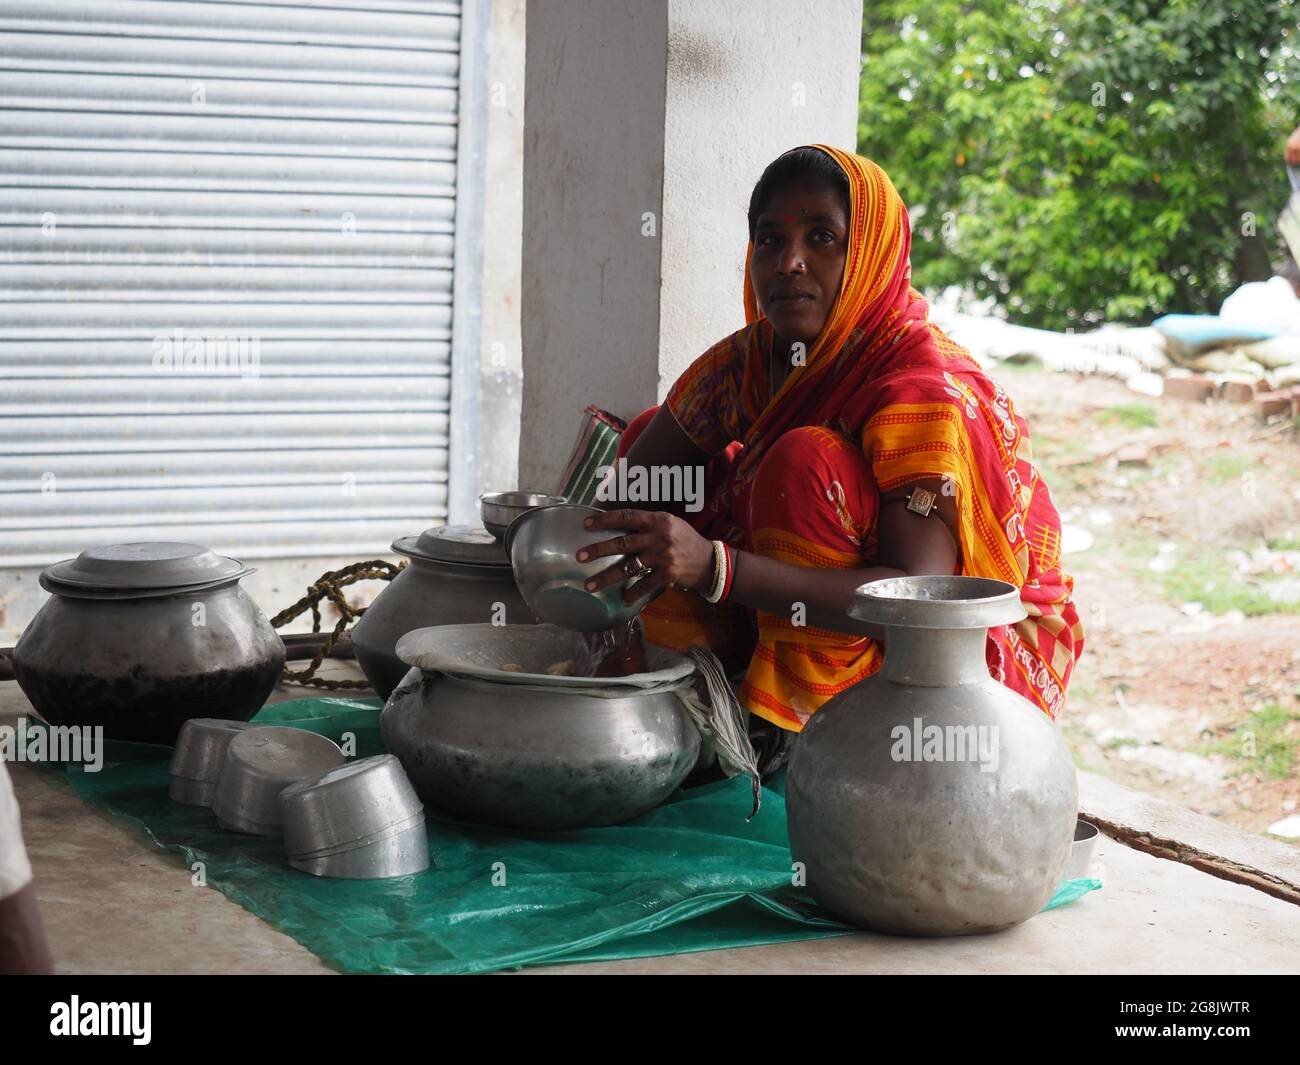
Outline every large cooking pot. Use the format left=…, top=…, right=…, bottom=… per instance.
left=786, top=575, right=1077, bottom=937
left=351, top=525, right=537, bottom=699
left=12, top=542, right=285, bottom=744
left=380, top=623, right=701, bottom=830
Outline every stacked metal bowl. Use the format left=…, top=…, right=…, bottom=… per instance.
left=279, top=754, right=429, bottom=879
left=169, top=722, right=430, bottom=880
left=168, top=718, right=261, bottom=807
left=212, top=727, right=345, bottom=836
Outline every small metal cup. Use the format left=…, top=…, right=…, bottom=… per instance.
left=479, top=491, right=567, bottom=541
left=212, top=727, right=345, bottom=836
left=169, top=718, right=261, bottom=807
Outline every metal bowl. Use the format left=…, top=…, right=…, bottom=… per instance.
left=279, top=754, right=424, bottom=856
left=212, top=727, right=345, bottom=836
left=286, top=819, right=429, bottom=880
left=504, top=503, right=661, bottom=632
left=168, top=718, right=261, bottom=807
left=479, top=491, right=567, bottom=541
left=1065, top=819, right=1100, bottom=880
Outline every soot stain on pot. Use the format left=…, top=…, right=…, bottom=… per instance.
left=14, top=658, right=280, bottom=745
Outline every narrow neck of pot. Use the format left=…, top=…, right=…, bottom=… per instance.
left=879, top=626, right=991, bottom=687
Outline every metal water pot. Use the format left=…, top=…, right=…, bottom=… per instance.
left=379, top=623, right=701, bottom=830
left=12, top=543, right=285, bottom=744
left=351, top=525, right=538, bottom=699
left=786, top=575, right=1077, bottom=936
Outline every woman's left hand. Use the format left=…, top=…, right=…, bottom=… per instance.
left=577, top=509, right=715, bottom=603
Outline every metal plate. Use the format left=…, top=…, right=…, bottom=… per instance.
left=42, top=541, right=251, bottom=593
left=392, top=524, right=510, bottom=567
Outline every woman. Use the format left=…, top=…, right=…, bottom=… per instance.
left=580, top=145, right=1083, bottom=774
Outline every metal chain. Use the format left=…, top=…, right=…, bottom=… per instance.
left=271, top=559, right=405, bottom=690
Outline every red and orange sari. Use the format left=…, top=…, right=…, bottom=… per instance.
left=627, top=144, right=1083, bottom=730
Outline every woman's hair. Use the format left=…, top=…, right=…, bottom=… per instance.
left=746, top=147, right=851, bottom=241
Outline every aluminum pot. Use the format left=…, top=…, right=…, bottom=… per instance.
left=380, top=624, right=701, bottom=831
left=351, top=525, right=537, bottom=699
left=786, top=575, right=1078, bottom=937
left=13, top=542, right=285, bottom=745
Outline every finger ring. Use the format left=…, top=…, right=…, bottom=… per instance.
left=626, top=554, right=652, bottom=579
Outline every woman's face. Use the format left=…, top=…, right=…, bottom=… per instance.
left=749, top=182, right=849, bottom=348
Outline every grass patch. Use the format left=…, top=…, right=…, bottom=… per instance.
left=1155, top=549, right=1300, bottom=616
left=1095, top=402, right=1158, bottom=430
left=1067, top=678, right=1100, bottom=706
left=1199, top=704, right=1300, bottom=781
left=1203, top=452, right=1251, bottom=486
left=1109, top=529, right=1300, bottom=617
left=1267, top=535, right=1300, bottom=551
left=1032, top=432, right=1092, bottom=493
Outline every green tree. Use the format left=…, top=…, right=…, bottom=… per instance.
left=859, top=0, right=1300, bottom=329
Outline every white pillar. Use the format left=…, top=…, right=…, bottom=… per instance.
left=519, top=0, right=863, bottom=491
left=475, top=0, right=527, bottom=503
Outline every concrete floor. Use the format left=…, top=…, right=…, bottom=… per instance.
left=5, top=672, right=1300, bottom=974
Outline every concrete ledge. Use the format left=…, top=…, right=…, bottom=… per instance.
left=1079, top=770, right=1300, bottom=906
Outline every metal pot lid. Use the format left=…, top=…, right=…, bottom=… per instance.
left=392, top=524, right=510, bottom=567
left=42, top=541, right=252, bottom=592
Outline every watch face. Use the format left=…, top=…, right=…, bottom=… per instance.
left=906, top=487, right=937, bottom=516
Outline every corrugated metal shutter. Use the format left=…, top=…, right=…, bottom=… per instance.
left=0, top=0, right=472, bottom=567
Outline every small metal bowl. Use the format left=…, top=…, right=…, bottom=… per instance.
left=279, top=754, right=424, bottom=857
left=168, top=718, right=261, bottom=807
left=479, top=491, right=567, bottom=541
left=212, top=727, right=345, bottom=836
left=504, top=503, right=662, bottom=632
left=285, top=819, right=429, bottom=880
left=1065, top=819, right=1100, bottom=880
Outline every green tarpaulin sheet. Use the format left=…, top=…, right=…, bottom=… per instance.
left=54, top=696, right=1100, bottom=974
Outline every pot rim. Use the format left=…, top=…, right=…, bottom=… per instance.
left=391, top=524, right=511, bottom=568
left=38, top=569, right=254, bottom=600
left=431, top=670, right=696, bottom=700
left=848, top=575, right=1027, bottom=630
left=391, top=552, right=513, bottom=574
left=394, top=622, right=696, bottom=689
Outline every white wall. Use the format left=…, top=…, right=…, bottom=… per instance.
left=658, top=0, right=864, bottom=392
left=476, top=0, right=527, bottom=499
left=519, top=0, right=670, bottom=492
left=518, top=0, right=864, bottom=490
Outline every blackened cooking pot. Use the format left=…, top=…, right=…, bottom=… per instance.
left=12, top=542, right=285, bottom=744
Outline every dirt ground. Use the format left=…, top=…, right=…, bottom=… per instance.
left=998, top=362, right=1300, bottom=842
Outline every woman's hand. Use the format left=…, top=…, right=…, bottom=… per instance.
left=577, top=509, right=715, bottom=603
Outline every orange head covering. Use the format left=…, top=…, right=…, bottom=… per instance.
left=734, top=144, right=946, bottom=476
left=742, top=145, right=912, bottom=369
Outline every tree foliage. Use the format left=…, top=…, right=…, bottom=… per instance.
left=859, top=0, right=1300, bottom=329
